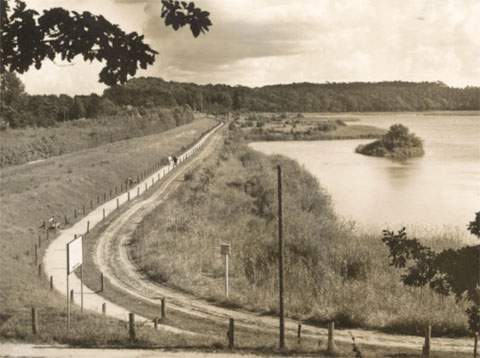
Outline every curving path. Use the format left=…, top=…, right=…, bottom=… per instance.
left=43, top=122, right=224, bottom=336
left=45, top=120, right=474, bottom=354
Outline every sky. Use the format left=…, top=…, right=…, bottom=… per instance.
left=17, top=0, right=480, bottom=95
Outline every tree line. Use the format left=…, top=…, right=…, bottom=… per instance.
left=2, top=73, right=479, bottom=129
left=105, top=77, right=480, bottom=113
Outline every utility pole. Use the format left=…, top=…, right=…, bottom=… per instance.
left=277, top=165, right=285, bottom=350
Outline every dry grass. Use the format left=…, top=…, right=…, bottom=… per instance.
left=0, top=116, right=217, bottom=345
left=0, top=106, right=194, bottom=168
left=130, top=128, right=470, bottom=338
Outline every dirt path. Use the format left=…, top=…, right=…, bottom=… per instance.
left=43, top=123, right=223, bottom=337
left=0, top=343, right=261, bottom=358
left=91, top=128, right=475, bottom=354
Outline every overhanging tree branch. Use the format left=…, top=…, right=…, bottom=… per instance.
left=0, top=0, right=212, bottom=86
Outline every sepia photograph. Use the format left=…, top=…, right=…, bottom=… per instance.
left=0, top=0, right=479, bottom=357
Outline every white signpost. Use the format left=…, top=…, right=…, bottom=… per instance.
left=220, top=243, right=231, bottom=298
left=66, top=235, right=84, bottom=332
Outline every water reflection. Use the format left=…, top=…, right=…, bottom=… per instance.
left=250, top=113, right=480, bottom=238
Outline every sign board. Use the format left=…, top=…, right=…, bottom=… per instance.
left=67, top=236, right=83, bottom=274
left=220, top=243, right=231, bottom=256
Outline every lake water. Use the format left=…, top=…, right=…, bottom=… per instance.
left=250, top=113, right=480, bottom=239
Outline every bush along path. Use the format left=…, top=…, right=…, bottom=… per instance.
left=42, top=122, right=224, bottom=337
left=89, top=133, right=475, bottom=353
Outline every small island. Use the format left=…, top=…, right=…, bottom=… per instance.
left=355, top=124, right=424, bottom=159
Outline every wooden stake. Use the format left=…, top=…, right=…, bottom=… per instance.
left=38, top=263, right=42, bottom=277
left=103, top=208, right=105, bottom=220
left=34, top=244, right=38, bottom=266
left=102, top=302, right=106, bottom=315
left=50, top=275, right=53, bottom=290
left=117, top=198, right=119, bottom=209
left=70, top=289, right=74, bottom=304
left=161, top=298, right=166, bottom=320
left=327, top=321, right=336, bottom=355
left=297, top=323, right=302, bottom=345
left=422, top=325, right=431, bottom=357
left=277, top=165, right=285, bottom=350
left=153, top=318, right=158, bottom=330
left=86, top=221, right=90, bottom=233
left=227, top=318, right=235, bottom=349
left=128, top=192, right=130, bottom=201
left=474, top=332, right=478, bottom=358
left=129, top=313, right=136, bottom=341
left=31, top=307, right=38, bottom=334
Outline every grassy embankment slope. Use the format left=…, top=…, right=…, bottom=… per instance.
left=131, top=126, right=470, bottom=337
left=0, top=115, right=217, bottom=346
left=0, top=106, right=193, bottom=168
left=235, top=113, right=386, bottom=141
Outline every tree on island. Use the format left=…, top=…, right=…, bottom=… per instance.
left=356, top=123, right=424, bottom=159
left=382, top=211, right=480, bottom=336
left=0, top=0, right=212, bottom=85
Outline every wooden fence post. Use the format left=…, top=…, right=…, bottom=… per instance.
left=31, top=307, right=38, bottom=334
left=100, top=273, right=104, bottom=292
left=153, top=318, right=158, bottom=330
left=128, top=192, right=130, bottom=201
left=38, top=263, right=42, bottom=277
left=137, top=187, right=140, bottom=197
left=422, top=325, right=431, bottom=357
left=64, top=214, right=68, bottom=225
left=102, top=303, right=106, bottom=315
left=474, top=332, right=478, bottom=358
left=129, top=313, right=136, bottom=341
left=83, top=205, right=85, bottom=215
left=161, top=298, right=166, bottom=320
left=50, top=276, right=53, bottom=290
left=327, top=321, right=336, bottom=355
left=70, top=289, right=74, bottom=304
left=74, top=208, right=77, bottom=219
left=34, top=244, right=38, bottom=266
left=86, top=221, right=90, bottom=233
left=297, top=323, right=302, bottom=345
left=117, top=198, right=119, bottom=209
left=103, top=208, right=105, bottom=220
left=227, top=318, right=235, bottom=349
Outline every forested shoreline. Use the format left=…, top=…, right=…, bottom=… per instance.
left=1, top=73, right=479, bottom=129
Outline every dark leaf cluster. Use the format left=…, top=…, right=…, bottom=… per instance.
left=1, top=0, right=211, bottom=85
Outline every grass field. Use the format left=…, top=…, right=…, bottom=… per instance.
left=0, top=116, right=217, bottom=345
left=131, top=127, right=471, bottom=339
left=0, top=106, right=194, bottom=168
